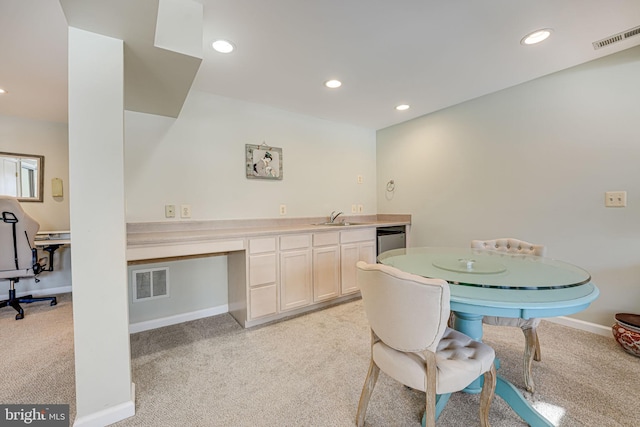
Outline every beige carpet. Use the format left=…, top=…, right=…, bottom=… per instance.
left=0, top=292, right=75, bottom=417
left=2, top=293, right=640, bottom=426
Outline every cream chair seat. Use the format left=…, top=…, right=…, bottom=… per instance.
left=356, top=261, right=496, bottom=427
left=471, top=238, right=545, bottom=393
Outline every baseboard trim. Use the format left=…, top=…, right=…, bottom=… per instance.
left=129, top=304, right=229, bottom=333
left=545, top=316, right=612, bottom=337
left=1, top=285, right=72, bottom=300
left=73, top=383, right=135, bottom=427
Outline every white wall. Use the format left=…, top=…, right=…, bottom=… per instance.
left=124, top=90, right=377, bottom=323
left=124, top=90, right=377, bottom=221
left=377, top=45, right=640, bottom=327
left=0, top=115, right=72, bottom=296
left=127, top=256, right=227, bottom=324
left=0, top=115, right=70, bottom=230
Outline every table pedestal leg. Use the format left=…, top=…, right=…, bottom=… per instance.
left=496, top=377, right=553, bottom=427
left=452, top=311, right=484, bottom=340
left=450, top=311, right=552, bottom=427
left=421, top=393, right=451, bottom=427
left=453, top=311, right=484, bottom=393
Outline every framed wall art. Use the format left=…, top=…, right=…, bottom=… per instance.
left=246, top=143, right=283, bottom=180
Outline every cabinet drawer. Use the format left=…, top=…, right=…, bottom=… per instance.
left=249, top=237, right=276, bottom=254
left=249, top=253, right=276, bottom=287
left=313, top=232, right=340, bottom=247
left=250, top=284, right=277, bottom=319
left=280, top=234, right=311, bottom=251
left=340, top=228, right=376, bottom=244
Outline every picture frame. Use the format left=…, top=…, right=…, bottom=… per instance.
left=246, top=143, right=283, bottom=180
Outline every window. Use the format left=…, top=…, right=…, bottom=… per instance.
left=0, top=152, right=44, bottom=202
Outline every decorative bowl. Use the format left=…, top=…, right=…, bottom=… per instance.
left=612, top=321, right=640, bottom=357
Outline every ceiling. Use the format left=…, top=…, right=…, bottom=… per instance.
left=2, top=0, right=640, bottom=130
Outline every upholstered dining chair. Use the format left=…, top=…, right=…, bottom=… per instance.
left=355, top=261, right=496, bottom=427
left=0, top=196, right=57, bottom=319
left=470, top=237, right=546, bottom=393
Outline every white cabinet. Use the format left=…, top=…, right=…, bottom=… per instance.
left=248, top=237, right=277, bottom=320
left=312, top=232, right=340, bottom=302
left=340, top=228, right=376, bottom=295
left=237, top=227, right=376, bottom=327
left=279, top=234, right=312, bottom=311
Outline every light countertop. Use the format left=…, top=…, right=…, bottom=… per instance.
left=127, top=214, right=410, bottom=247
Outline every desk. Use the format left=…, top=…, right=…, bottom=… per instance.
left=34, top=230, right=71, bottom=271
left=378, top=247, right=599, bottom=427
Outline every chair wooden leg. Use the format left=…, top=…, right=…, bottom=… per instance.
left=479, top=363, right=497, bottom=427
left=422, top=352, right=438, bottom=427
left=522, top=327, right=538, bottom=393
left=356, top=359, right=380, bottom=427
left=447, top=312, right=455, bottom=328
left=533, top=329, right=542, bottom=361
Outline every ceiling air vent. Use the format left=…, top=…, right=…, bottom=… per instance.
left=593, top=25, right=640, bottom=50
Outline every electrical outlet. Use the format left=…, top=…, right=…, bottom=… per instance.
left=165, top=205, right=175, bottom=218
left=181, top=204, right=191, bottom=218
left=358, top=204, right=363, bottom=213
left=605, top=191, right=627, bottom=207
left=280, top=204, right=287, bottom=215
left=357, top=175, right=363, bottom=184
left=351, top=204, right=357, bottom=213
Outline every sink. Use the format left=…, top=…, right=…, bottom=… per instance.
left=313, top=222, right=370, bottom=226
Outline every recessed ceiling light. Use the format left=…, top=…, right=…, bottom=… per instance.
left=324, top=79, right=342, bottom=89
left=395, top=104, right=410, bottom=111
left=0, top=88, right=6, bottom=94
left=521, top=29, right=553, bottom=45
left=212, top=39, right=235, bottom=53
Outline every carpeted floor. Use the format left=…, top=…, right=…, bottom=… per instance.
left=2, top=293, right=639, bottom=426
left=0, top=292, right=76, bottom=417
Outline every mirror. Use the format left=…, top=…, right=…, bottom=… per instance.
left=0, top=152, right=44, bottom=202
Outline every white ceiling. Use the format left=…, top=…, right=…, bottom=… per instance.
left=2, top=0, right=640, bottom=130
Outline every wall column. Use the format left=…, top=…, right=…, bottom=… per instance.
left=68, top=27, right=134, bottom=426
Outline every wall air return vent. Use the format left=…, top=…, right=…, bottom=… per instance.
left=593, top=25, right=640, bottom=50
left=132, top=267, right=169, bottom=302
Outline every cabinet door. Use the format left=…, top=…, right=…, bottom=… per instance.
left=340, top=243, right=360, bottom=294
left=313, top=246, right=340, bottom=302
left=359, top=241, right=376, bottom=264
left=341, top=241, right=376, bottom=295
left=280, top=249, right=312, bottom=311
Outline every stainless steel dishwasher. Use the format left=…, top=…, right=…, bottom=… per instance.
left=376, top=226, right=406, bottom=255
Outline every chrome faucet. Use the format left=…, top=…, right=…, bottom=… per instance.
left=329, top=211, right=343, bottom=223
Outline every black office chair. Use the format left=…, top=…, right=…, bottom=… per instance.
left=0, top=196, right=56, bottom=320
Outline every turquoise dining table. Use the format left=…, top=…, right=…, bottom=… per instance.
left=377, top=247, right=599, bottom=427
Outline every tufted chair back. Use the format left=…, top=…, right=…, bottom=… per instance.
left=471, top=236, right=546, bottom=393
left=356, top=261, right=450, bottom=353
left=471, top=237, right=546, bottom=257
